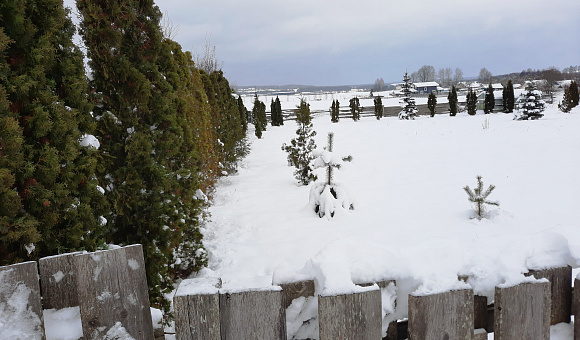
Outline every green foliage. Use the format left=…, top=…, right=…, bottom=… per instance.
left=330, top=99, right=340, bottom=123
left=237, top=96, right=248, bottom=133
left=484, top=84, right=495, bottom=114
left=0, top=0, right=107, bottom=265
left=399, top=71, right=418, bottom=120
left=448, top=86, right=458, bottom=116
left=200, top=70, right=246, bottom=169
left=517, top=83, right=545, bottom=120
left=463, top=175, right=499, bottom=219
left=252, top=94, right=267, bottom=137
left=374, top=96, right=383, bottom=120
left=466, top=88, right=477, bottom=115
left=270, top=96, right=283, bottom=126
left=427, top=92, right=437, bottom=117
left=282, top=99, right=317, bottom=185
left=502, top=80, right=515, bottom=113
left=559, top=81, right=579, bottom=113
left=349, top=97, right=361, bottom=121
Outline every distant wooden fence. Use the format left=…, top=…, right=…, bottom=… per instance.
left=2, top=252, right=578, bottom=340
left=0, top=244, right=154, bottom=340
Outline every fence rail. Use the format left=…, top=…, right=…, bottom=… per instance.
left=1, top=250, right=577, bottom=340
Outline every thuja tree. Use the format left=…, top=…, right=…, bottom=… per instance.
left=374, top=96, right=383, bottom=120
left=271, top=96, right=283, bottom=126
left=237, top=95, right=248, bottom=133
left=448, top=85, right=458, bottom=116
left=464, top=175, right=499, bottom=219
left=399, top=71, right=418, bottom=120
left=78, top=0, right=209, bottom=312
left=252, top=94, right=267, bottom=138
left=484, top=84, right=495, bottom=114
left=427, top=92, right=437, bottom=117
left=502, top=80, right=515, bottom=113
left=330, top=99, right=340, bottom=123
left=200, top=70, right=247, bottom=169
left=466, top=88, right=477, bottom=115
left=282, top=99, right=317, bottom=185
left=559, top=81, right=579, bottom=113
left=0, top=0, right=106, bottom=265
left=349, top=97, right=361, bottom=121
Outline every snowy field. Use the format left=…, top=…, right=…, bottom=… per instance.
left=197, top=93, right=580, bottom=339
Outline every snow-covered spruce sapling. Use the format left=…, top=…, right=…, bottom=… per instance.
left=399, top=71, right=418, bottom=120
left=309, top=132, right=354, bottom=219
left=282, top=99, right=317, bottom=185
left=515, top=83, right=545, bottom=120
left=463, top=176, right=499, bottom=219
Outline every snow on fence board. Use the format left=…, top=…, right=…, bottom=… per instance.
left=318, top=288, right=382, bottom=340
left=39, top=252, right=80, bottom=310
left=75, top=245, right=154, bottom=340
left=0, top=261, right=45, bottom=340
left=494, top=281, right=551, bottom=340
left=526, top=265, right=572, bottom=325
left=173, top=278, right=221, bottom=340
left=408, top=288, right=474, bottom=340
left=219, top=289, right=286, bottom=340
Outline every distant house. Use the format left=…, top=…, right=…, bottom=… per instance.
left=476, top=83, right=504, bottom=111
left=413, top=82, right=439, bottom=95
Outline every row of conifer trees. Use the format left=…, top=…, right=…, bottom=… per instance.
left=0, top=0, right=248, bottom=313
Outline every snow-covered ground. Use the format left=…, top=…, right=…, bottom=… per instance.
left=197, top=93, right=580, bottom=339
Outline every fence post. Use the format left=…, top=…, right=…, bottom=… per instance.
left=526, top=266, right=572, bottom=325
left=494, top=281, right=550, bottom=340
left=318, top=287, right=382, bottom=340
left=407, top=288, right=474, bottom=340
left=75, top=245, right=154, bottom=340
left=575, top=275, right=579, bottom=340
left=38, top=252, right=80, bottom=310
left=0, top=261, right=45, bottom=339
left=173, top=278, right=221, bottom=340
left=219, top=288, right=286, bottom=340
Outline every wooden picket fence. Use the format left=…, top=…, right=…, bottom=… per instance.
left=0, top=245, right=155, bottom=340
left=1, top=247, right=578, bottom=340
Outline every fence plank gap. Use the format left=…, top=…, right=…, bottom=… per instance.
left=0, top=261, right=46, bottom=340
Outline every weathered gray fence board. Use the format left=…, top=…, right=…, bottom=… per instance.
left=526, top=266, right=572, bottom=325
left=0, top=261, right=45, bottom=340
left=123, top=244, right=154, bottom=339
left=174, top=278, right=221, bottom=340
left=75, top=246, right=153, bottom=340
left=279, top=280, right=315, bottom=310
left=575, top=277, right=579, bottom=340
left=39, top=252, right=79, bottom=310
left=494, top=281, right=551, bottom=340
left=219, top=289, right=286, bottom=340
left=318, top=288, right=382, bottom=340
left=408, top=288, right=474, bottom=340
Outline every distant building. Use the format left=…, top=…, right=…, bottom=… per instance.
left=476, top=84, right=504, bottom=111
left=413, top=82, right=439, bottom=95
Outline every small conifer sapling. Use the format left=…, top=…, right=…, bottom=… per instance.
left=463, top=175, right=499, bottom=219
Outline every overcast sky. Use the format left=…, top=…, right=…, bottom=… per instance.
left=65, top=0, right=580, bottom=86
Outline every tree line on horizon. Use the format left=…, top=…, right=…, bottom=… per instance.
left=0, top=0, right=248, bottom=314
